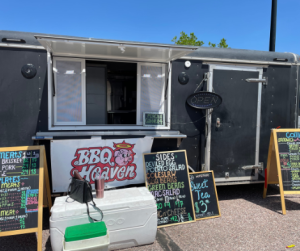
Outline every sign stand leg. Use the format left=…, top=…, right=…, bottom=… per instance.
left=273, top=132, right=286, bottom=215
left=263, top=132, right=274, bottom=198
left=263, top=168, right=268, bottom=198
left=43, top=148, right=52, bottom=214
left=278, top=177, right=287, bottom=215
left=37, top=147, right=45, bottom=251
left=263, top=130, right=286, bottom=215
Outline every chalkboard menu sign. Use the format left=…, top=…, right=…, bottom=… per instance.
left=263, top=129, right=300, bottom=215
left=143, top=112, right=165, bottom=127
left=0, top=149, right=40, bottom=232
left=189, top=171, right=220, bottom=220
left=277, top=132, right=300, bottom=191
left=143, top=150, right=195, bottom=228
left=0, top=146, right=52, bottom=251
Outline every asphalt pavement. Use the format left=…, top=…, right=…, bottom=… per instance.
left=1, top=183, right=300, bottom=251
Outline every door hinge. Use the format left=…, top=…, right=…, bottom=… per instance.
left=204, top=72, right=210, bottom=81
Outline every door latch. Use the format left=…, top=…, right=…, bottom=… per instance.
left=241, top=162, right=264, bottom=171
left=245, top=77, right=268, bottom=86
left=216, top=118, right=221, bottom=128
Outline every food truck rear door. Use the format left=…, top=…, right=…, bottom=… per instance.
left=205, top=64, right=263, bottom=183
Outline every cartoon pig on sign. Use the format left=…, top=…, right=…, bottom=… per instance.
left=114, top=149, right=133, bottom=166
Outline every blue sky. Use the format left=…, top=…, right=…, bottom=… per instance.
left=1, top=0, right=300, bottom=54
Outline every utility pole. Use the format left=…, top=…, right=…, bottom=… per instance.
left=269, top=0, right=277, bottom=51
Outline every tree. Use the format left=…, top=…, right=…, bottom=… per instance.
left=171, top=32, right=204, bottom=46
left=172, top=32, right=229, bottom=48
left=209, top=38, right=229, bottom=48
left=208, top=42, right=216, bottom=47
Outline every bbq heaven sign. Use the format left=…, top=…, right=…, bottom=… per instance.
left=186, top=92, right=222, bottom=109
left=50, top=137, right=153, bottom=192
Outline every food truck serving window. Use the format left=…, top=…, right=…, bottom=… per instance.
left=52, top=57, right=167, bottom=128
left=36, top=35, right=197, bottom=130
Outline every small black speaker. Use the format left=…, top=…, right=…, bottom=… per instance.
left=178, top=72, right=189, bottom=85
left=21, top=64, right=37, bottom=79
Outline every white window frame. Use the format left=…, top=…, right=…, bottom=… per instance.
left=137, top=62, right=167, bottom=126
left=53, top=57, right=86, bottom=126
left=48, top=57, right=171, bottom=130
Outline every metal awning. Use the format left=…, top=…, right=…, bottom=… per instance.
left=35, top=35, right=197, bottom=63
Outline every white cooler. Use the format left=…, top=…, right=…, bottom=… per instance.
left=50, top=187, right=157, bottom=251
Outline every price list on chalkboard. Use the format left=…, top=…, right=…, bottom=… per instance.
left=144, top=150, right=195, bottom=227
left=0, top=150, right=40, bottom=232
left=277, top=132, right=300, bottom=191
left=189, top=171, right=220, bottom=220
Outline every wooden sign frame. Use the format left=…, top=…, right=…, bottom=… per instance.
left=263, top=129, right=300, bottom=215
left=0, top=145, right=52, bottom=251
left=143, top=150, right=196, bottom=228
left=189, top=171, right=221, bottom=221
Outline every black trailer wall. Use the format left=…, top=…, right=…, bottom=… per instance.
left=171, top=60, right=207, bottom=172
left=259, top=64, right=298, bottom=172
left=171, top=59, right=298, bottom=175
left=0, top=48, right=47, bottom=147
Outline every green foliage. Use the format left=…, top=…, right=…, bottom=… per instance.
left=172, top=32, right=204, bottom=46
left=216, top=38, right=229, bottom=48
left=208, top=42, right=216, bottom=47
left=208, top=39, right=229, bottom=48
left=172, top=32, right=229, bottom=48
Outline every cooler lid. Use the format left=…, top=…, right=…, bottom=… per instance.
left=65, top=221, right=107, bottom=242
left=51, top=187, right=155, bottom=220
left=35, top=35, right=197, bottom=63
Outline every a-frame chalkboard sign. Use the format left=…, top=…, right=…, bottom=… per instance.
left=0, top=145, right=52, bottom=251
left=263, top=129, right=300, bottom=215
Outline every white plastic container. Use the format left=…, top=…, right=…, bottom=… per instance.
left=50, top=187, right=157, bottom=251
left=63, top=232, right=110, bottom=251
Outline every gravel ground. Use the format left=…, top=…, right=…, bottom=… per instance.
left=1, top=183, right=300, bottom=251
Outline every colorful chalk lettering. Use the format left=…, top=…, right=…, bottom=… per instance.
left=189, top=171, right=220, bottom=220
left=277, top=132, right=300, bottom=191
left=0, top=150, right=40, bottom=232
left=144, top=150, right=195, bottom=227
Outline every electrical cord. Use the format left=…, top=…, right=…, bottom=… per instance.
left=194, top=75, right=207, bottom=93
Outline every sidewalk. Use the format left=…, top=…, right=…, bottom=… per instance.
left=2, top=184, right=300, bottom=251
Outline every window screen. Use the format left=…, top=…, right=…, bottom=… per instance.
left=54, top=60, right=84, bottom=124
left=139, top=64, right=165, bottom=124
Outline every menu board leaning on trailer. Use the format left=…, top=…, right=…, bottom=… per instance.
left=189, top=171, right=221, bottom=220
left=143, top=150, right=196, bottom=228
left=0, top=145, right=52, bottom=251
left=264, top=129, right=300, bottom=215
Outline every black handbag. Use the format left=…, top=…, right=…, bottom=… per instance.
left=67, top=176, right=103, bottom=222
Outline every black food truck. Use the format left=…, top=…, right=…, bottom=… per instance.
left=0, top=30, right=299, bottom=193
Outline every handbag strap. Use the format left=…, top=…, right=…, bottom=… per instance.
left=66, top=178, right=75, bottom=203
left=67, top=180, right=71, bottom=196
left=85, top=181, right=104, bottom=222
